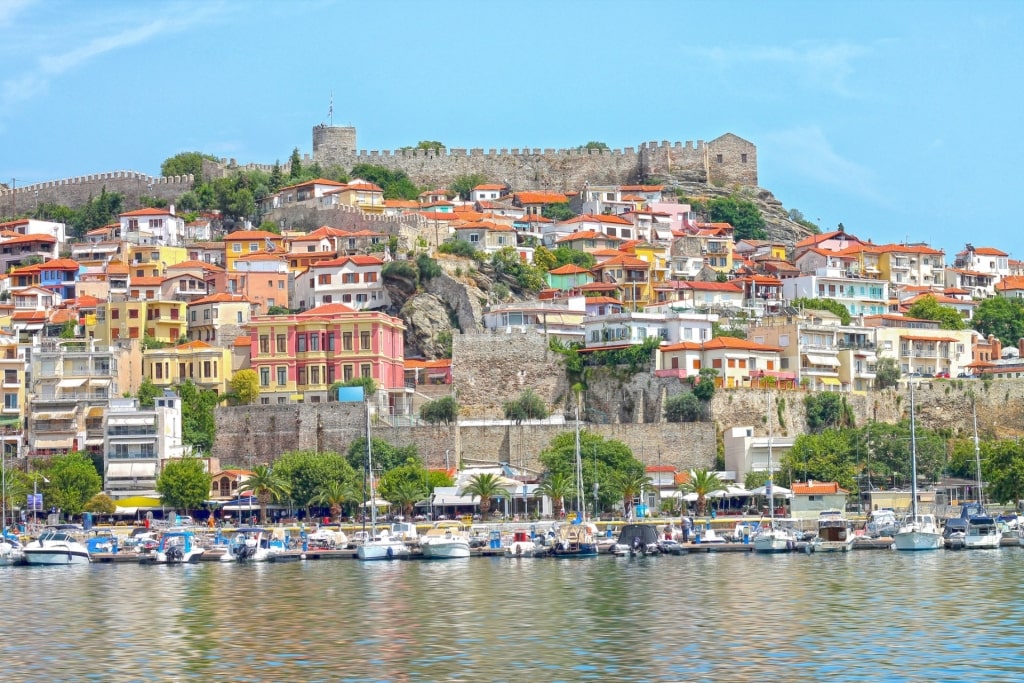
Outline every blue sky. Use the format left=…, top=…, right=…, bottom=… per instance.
left=2, top=0, right=1022, bottom=260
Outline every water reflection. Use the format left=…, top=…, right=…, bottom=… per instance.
left=3, top=551, right=1024, bottom=681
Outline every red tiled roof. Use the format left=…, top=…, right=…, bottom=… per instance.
left=970, top=246, right=1008, bottom=256
left=234, top=336, right=251, bottom=347
left=561, top=213, right=632, bottom=226
left=548, top=264, right=591, bottom=275
left=791, top=482, right=848, bottom=495
left=404, top=359, right=452, bottom=370
left=120, top=207, right=174, bottom=218
left=188, top=293, right=252, bottom=306
left=311, top=255, right=384, bottom=268
left=167, top=260, right=225, bottom=272
left=0, top=233, right=56, bottom=245
left=515, top=192, right=569, bottom=204
left=130, top=277, right=165, bottom=286
left=472, top=184, right=505, bottom=191
left=301, top=302, right=357, bottom=316
left=225, top=230, right=282, bottom=240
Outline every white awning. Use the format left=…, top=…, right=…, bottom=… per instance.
left=108, top=417, right=154, bottom=426
left=57, top=378, right=87, bottom=388
left=432, top=494, right=479, bottom=507
left=32, top=437, right=73, bottom=449
left=85, top=438, right=105, bottom=446
left=804, top=354, right=840, bottom=367
left=33, top=410, right=78, bottom=420
left=89, top=378, right=111, bottom=388
left=106, top=462, right=157, bottom=478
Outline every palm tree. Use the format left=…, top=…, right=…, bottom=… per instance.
left=612, top=470, right=652, bottom=520
left=313, top=480, right=356, bottom=523
left=677, top=468, right=726, bottom=517
left=534, top=471, right=574, bottom=519
left=461, top=473, right=505, bottom=520
left=388, top=478, right=428, bottom=520
left=239, top=465, right=291, bottom=525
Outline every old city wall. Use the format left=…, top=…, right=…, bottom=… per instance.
left=0, top=171, right=195, bottom=215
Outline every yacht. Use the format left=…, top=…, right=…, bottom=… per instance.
left=963, top=515, right=1002, bottom=549
left=814, top=509, right=855, bottom=552
left=23, top=531, right=91, bottom=565
left=419, top=522, right=471, bottom=559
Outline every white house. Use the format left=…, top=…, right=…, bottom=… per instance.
left=119, top=207, right=186, bottom=246
left=293, top=255, right=389, bottom=311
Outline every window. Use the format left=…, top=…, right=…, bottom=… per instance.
left=343, top=332, right=353, bottom=351
left=343, top=364, right=353, bottom=381
left=310, top=366, right=320, bottom=385
left=278, top=280, right=284, bottom=289
left=327, top=333, right=336, bottom=351
left=361, top=364, right=372, bottom=379
left=179, top=363, right=186, bottom=378
left=741, top=153, right=748, bottom=163
left=298, top=367, right=307, bottom=385
left=716, top=154, right=723, bottom=163
left=277, top=366, right=287, bottom=386
left=259, top=367, right=270, bottom=386
left=237, top=311, right=243, bottom=323
left=365, top=272, right=378, bottom=283
left=232, top=243, right=242, bottom=253
left=4, top=369, right=16, bottom=384
left=276, top=334, right=286, bottom=353
left=249, top=242, right=259, bottom=252
left=261, top=397, right=270, bottom=405
left=129, top=309, right=139, bottom=319
left=203, top=360, right=211, bottom=377
left=318, top=274, right=331, bottom=285
left=259, top=335, right=270, bottom=354
left=342, top=273, right=357, bottom=284
left=327, top=364, right=336, bottom=384
left=190, top=310, right=196, bottom=322
left=4, top=393, right=18, bottom=410
left=310, top=333, right=320, bottom=351
left=204, top=308, right=210, bottom=320
left=712, top=358, right=723, bottom=369
left=469, top=234, right=480, bottom=243
left=360, top=331, right=371, bottom=350
left=297, top=335, right=307, bottom=352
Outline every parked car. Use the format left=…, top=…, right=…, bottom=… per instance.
left=935, top=371, right=950, bottom=379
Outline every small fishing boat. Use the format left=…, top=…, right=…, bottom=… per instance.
left=0, top=532, right=24, bottom=566
left=221, top=527, right=286, bottom=562
left=153, top=530, right=206, bottom=563
left=504, top=529, right=538, bottom=557
left=419, top=522, right=471, bottom=559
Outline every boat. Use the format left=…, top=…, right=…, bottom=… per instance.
left=814, top=509, right=855, bottom=552
left=753, top=393, right=799, bottom=554
left=419, top=522, right=471, bottom=559
left=220, top=527, right=286, bottom=562
left=548, top=399, right=598, bottom=558
left=893, top=380, right=944, bottom=551
left=390, top=521, right=419, bottom=543
left=23, top=530, right=91, bottom=565
left=0, top=446, right=23, bottom=566
left=865, top=508, right=899, bottom=538
left=357, top=399, right=409, bottom=561
left=153, top=530, right=206, bottom=563
left=610, top=523, right=661, bottom=556
left=961, top=400, right=1001, bottom=550
left=504, top=529, right=539, bottom=557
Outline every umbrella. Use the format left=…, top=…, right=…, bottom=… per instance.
left=748, top=484, right=793, bottom=498
left=681, top=492, right=699, bottom=502
left=708, top=485, right=751, bottom=498
left=361, top=498, right=391, bottom=508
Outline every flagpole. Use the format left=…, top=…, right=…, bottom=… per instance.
left=329, top=91, right=334, bottom=127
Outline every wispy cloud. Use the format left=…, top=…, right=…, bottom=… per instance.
left=1, top=3, right=226, bottom=110
left=686, top=40, right=870, bottom=97
left=0, top=0, right=36, bottom=27
left=762, top=126, right=889, bottom=207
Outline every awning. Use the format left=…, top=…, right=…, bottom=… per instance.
left=431, top=494, right=479, bottom=507
left=89, top=378, right=111, bottom=388
left=34, top=409, right=77, bottom=420
left=805, top=354, right=840, bottom=367
left=87, top=406, right=106, bottom=418
left=820, top=377, right=842, bottom=386
left=106, top=462, right=157, bottom=478
left=85, top=438, right=105, bottom=446
left=57, top=378, right=87, bottom=388
left=108, top=417, right=153, bottom=426
left=32, top=437, right=73, bottom=449
left=0, top=414, right=21, bottom=426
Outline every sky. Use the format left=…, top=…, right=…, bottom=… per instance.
left=2, top=0, right=1023, bottom=260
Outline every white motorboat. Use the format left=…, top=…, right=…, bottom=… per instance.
left=221, top=527, right=286, bottom=562
left=0, top=533, right=24, bottom=566
left=419, top=523, right=471, bottom=559
left=505, top=529, right=538, bottom=557
left=963, top=515, right=1002, bottom=549
left=815, top=509, right=855, bottom=552
left=23, top=531, right=91, bottom=565
left=866, top=508, right=899, bottom=538
left=894, top=381, right=943, bottom=552
left=357, top=528, right=410, bottom=560
left=153, top=530, right=206, bottom=563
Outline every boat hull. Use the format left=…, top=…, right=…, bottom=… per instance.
left=505, top=541, right=538, bottom=557
left=420, top=541, right=471, bottom=559
left=357, top=540, right=410, bottom=561
left=23, top=548, right=91, bottom=565
left=893, top=530, right=944, bottom=551
left=815, top=540, right=854, bottom=553
left=963, top=534, right=1002, bottom=549
left=753, top=532, right=796, bottom=554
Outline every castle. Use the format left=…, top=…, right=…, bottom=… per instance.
left=309, top=125, right=758, bottom=191
left=0, top=125, right=758, bottom=215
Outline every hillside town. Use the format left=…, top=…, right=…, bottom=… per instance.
left=1, top=130, right=1024, bottom=515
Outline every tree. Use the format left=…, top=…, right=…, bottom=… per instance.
left=156, top=457, right=213, bottom=514
left=43, top=451, right=102, bottom=517
left=383, top=476, right=428, bottom=520
left=691, top=368, right=718, bottom=402
left=503, top=389, right=549, bottom=423
left=542, top=203, right=575, bottom=221
left=708, top=194, right=766, bottom=241
left=289, top=147, right=303, bottom=179
left=779, top=430, right=858, bottom=491
left=83, top=492, right=116, bottom=515
left=538, top=430, right=642, bottom=512
left=266, top=305, right=290, bottom=315
left=678, top=469, right=726, bottom=517
left=274, top=450, right=356, bottom=516
left=59, top=320, right=77, bottom=339
left=268, top=161, right=284, bottom=192
left=983, top=439, right=1024, bottom=507
left=906, top=295, right=965, bottom=330
left=239, top=464, right=291, bottom=524
left=712, top=321, right=747, bottom=339
left=787, top=208, right=820, bottom=233
left=461, top=473, right=506, bottom=520
left=135, top=379, right=162, bottom=410
left=313, top=480, right=357, bottom=523
left=160, top=151, right=216, bottom=181
left=611, top=470, right=652, bottom=520
left=973, top=296, right=1024, bottom=346
left=664, top=392, right=703, bottom=422
left=404, top=140, right=445, bottom=152
left=490, top=246, right=545, bottom=291
left=345, top=438, right=419, bottom=475
left=533, top=471, right=575, bottom=519
left=579, top=141, right=609, bottom=150
left=349, top=163, right=419, bottom=199
left=420, top=395, right=458, bottom=425
left=340, top=376, right=377, bottom=397
left=449, top=173, right=490, bottom=200
left=804, top=393, right=855, bottom=432
left=177, top=380, right=220, bottom=452
left=875, top=357, right=901, bottom=389
left=791, top=297, right=852, bottom=325
left=230, top=369, right=260, bottom=405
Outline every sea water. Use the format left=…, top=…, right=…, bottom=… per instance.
left=3, top=549, right=1024, bottom=682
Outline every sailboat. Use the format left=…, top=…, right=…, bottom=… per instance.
left=753, top=392, right=799, bottom=553
left=550, top=396, right=597, bottom=557
left=963, top=398, right=1001, bottom=549
left=893, top=379, right=944, bottom=551
left=0, top=445, right=24, bottom=566
left=357, top=398, right=409, bottom=561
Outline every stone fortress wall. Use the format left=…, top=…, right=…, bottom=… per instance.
left=0, top=171, right=195, bottom=215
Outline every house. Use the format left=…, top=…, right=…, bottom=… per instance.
left=0, top=233, right=58, bottom=271
left=418, top=189, right=449, bottom=205
left=247, top=303, right=406, bottom=404
left=128, top=243, right=189, bottom=277
left=513, top=191, right=570, bottom=216
left=876, top=243, right=946, bottom=290
left=790, top=481, right=850, bottom=519
left=792, top=227, right=866, bottom=259
left=0, top=217, right=67, bottom=243
left=582, top=310, right=717, bottom=350
left=450, top=221, right=518, bottom=255
left=143, top=340, right=233, bottom=394
left=320, top=179, right=386, bottom=214
left=723, top=424, right=796, bottom=482
left=545, top=214, right=636, bottom=246
left=119, top=207, right=186, bottom=246
left=554, top=230, right=622, bottom=254
left=869, top=323, right=974, bottom=378
left=733, top=275, right=785, bottom=316
left=546, top=264, right=594, bottom=291
left=996, top=275, right=1024, bottom=300
left=481, top=298, right=588, bottom=342
left=293, top=255, right=390, bottom=311
left=404, top=358, right=452, bottom=387
left=953, top=244, right=1009, bottom=281
left=651, top=280, right=744, bottom=310
left=103, top=394, right=185, bottom=499
left=187, top=241, right=226, bottom=267
left=781, top=266, right=889, bottom=317
left=0, top=332, right=27, bottom=459
left=256, top=177, right=348, bottom=214
left=701, top=337, right=785, bottom=389
left=469, top=184, right=506, bottom=202
left=590, top=254, right=652, bottom=309
left=223, top=230, right=286, bottom=272
left=162, top=260, right=225, bottom=302
left=227, top=253, right=289, bottom=313
left=187, top=293, right=255, bottom=347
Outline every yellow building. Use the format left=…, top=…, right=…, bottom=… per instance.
left=223, top=230, right=287, bottom=272
left=0, top=331, right=26, bottom=458
left=128, top=244, right=188, bottom=278
left=143, top=340, right=232, bottom=394
left=95, top=300, right=187, bottom=344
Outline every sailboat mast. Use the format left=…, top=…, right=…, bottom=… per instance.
left=909, top=380, right=919, bottom=520
left=366, top=400, right=375, bottom=531
left=575, top=396, right=584, bottom=521
left=973, top=397, right=983, bottom=507
left=767, top=392, right=774, bottom=524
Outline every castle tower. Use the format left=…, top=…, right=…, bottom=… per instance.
left=312, top=124, right=357, bottom=166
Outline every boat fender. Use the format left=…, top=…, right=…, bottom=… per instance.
left=386, top=546, right=394, bottom=559
left=786, top=540, right=793, bottom=551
